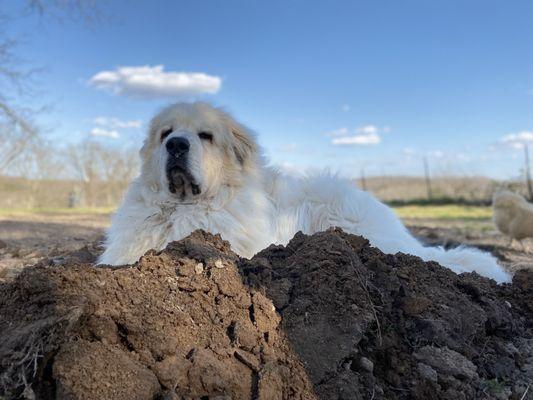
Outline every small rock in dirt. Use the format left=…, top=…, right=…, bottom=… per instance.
left=214, top=259, right=225, bottom=269
left=414, top=346, right=478, bottom=380
left=358, top=357, right=374, bottom=373
left=194, top=262, right=204, bottom=274
left=51, top=256, right=67, bottom=265
left=418, top=363, right=438, bottom=383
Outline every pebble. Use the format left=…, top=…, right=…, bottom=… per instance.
left=418, top=362, right=438, bottom=382
left=359, top=357, right=374, bottom=373
left=194, top=263, right=204, bottom=274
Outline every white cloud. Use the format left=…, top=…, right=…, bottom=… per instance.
left=326, top=124, right=389, bottom=137
left=93, top=117, right=142, bottom=129
left=501, top=131, right=533, bottom=149
left=332, top=132, right=381, bottom=146
left=90, top=127, right=119, bottom=139
left=341, top=104, right=350, bottom=112
left=89, top=65, right=222, bottom=98
left=327, top=124, right=389, bottom=146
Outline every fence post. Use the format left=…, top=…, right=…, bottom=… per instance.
left=525, top=144, right=533, bottom=201
left=423, top=156, right=433, bottom=200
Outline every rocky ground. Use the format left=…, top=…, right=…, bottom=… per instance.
left=1, top=229, right=532, bottom=399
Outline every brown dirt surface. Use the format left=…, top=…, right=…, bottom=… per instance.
left=1, top=229, right=533, bottom=399
left=0, top=211, right=108, bottom=282
left=0, top=231, right=316, bottom=400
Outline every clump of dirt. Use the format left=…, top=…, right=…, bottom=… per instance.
left=1, top=229, right=532, bottom=400
left=0, top=231, right=315, bottom=400
left=242, top=229, right=533, bottom=399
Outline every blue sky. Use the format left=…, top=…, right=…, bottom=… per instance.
left=5, top=0, right=533, bottom=179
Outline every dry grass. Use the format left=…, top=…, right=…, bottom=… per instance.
left=2, top=174, right=530, bottom=210
left=359, top=176, right=529, bottom=204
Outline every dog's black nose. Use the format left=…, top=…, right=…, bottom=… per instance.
left=166, top=137, right=190, bottom=157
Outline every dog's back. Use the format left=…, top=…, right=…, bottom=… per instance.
left=493, top=190, right=533, bottom=240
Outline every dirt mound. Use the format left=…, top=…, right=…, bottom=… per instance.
left=1, top=229, right=532, bottom=399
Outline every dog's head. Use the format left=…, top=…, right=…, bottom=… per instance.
left=492, top=189, right=526, bottom=210
left=140, top=102, right=258, bottom=201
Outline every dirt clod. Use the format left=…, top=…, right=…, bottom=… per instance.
left=1, top=228, right=532, bottom=399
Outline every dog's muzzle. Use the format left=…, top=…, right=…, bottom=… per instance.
left=165, top=137, right=201, bottom=197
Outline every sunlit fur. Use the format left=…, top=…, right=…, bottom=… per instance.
left=100, top=102, right=511, bottom=283
left=493, top=190, right=533, bottom=243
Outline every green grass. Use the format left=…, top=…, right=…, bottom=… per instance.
left=393, top=204, right=492, bottom=221
left=0, top=204, right=493, bottom=222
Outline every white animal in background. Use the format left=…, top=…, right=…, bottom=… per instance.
left=493, top=190, right=533, bottom=250
left=99, top=102, right=511, bottom=283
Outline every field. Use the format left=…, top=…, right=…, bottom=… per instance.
left=0, top=204, right=531, bottom=283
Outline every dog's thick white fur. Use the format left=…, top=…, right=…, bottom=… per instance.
left=100, top=102, right=511, bottom=283
left=493, top=190, right=533, bottom=244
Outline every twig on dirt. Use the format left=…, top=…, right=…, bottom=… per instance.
left=351, top=260, right=383, bottom=346
left=520, top=384, right=530, bottom=400
left=388, top=385, right=410, bottom=392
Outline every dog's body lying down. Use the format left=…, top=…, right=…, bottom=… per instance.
left=493, top=190, right=533, bottom=245
left=100, top=102, right=510, bottom=283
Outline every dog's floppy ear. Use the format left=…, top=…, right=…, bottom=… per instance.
left=228, top=120, right=257, bottom=167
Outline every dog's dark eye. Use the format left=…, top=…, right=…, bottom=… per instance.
left=161, top=128, right=173, bottom=142
left=198, top=132, right=213, bottom=142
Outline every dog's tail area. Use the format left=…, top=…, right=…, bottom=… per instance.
left=331, top=181, right=512, bottom=284
left=417, top=245, right=511, bottom=283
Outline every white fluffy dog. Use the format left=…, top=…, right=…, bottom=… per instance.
left=493, top=190, right=533, bottom=248
left=100, top=102, right=510, bottom=283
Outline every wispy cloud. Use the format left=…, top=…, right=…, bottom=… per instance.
left=341, top=104, right=350, bottom=112
left=500, top=130, right=533, bottom=149
left=89, top=65, right=222, bottom=98
left=332, top=132, right=381, bottom=146
left=89, top=127, right=119, bottom=139
left=327, top=124, right=389, bottom=146
left=93, top=117, right=142, bottom=129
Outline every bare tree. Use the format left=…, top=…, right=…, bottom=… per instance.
left=65, top=141, right=139, bottom=207
left=0, top=6, right=37, bottom=174
left=0, top=1, right=103, bottom=175
left=26, top=0, right=103, bottom=22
